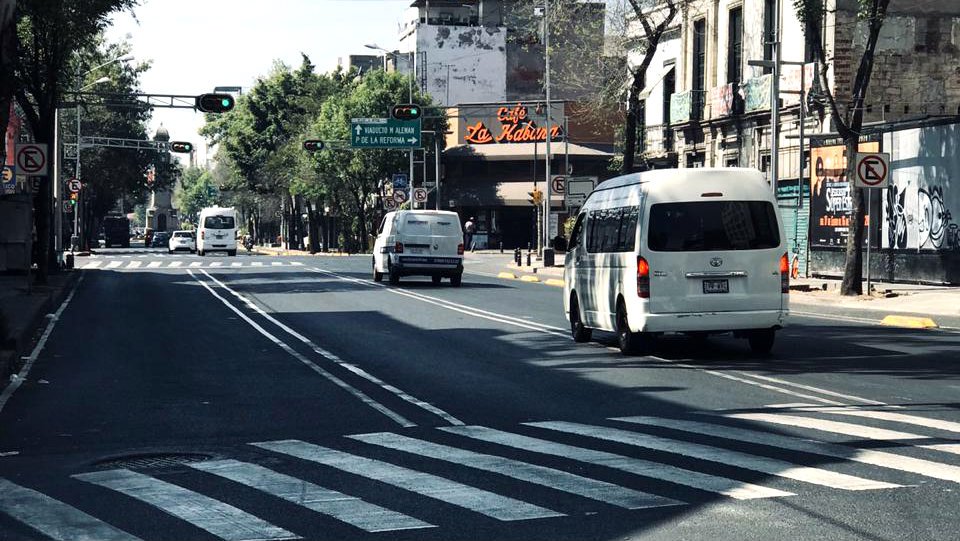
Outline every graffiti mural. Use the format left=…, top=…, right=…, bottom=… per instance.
left=882, top=124, right=960, bottom=252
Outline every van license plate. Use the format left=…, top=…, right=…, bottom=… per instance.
left=407, top=247, right=425, bottom=254
left=703, top=279, right=729, bottom=294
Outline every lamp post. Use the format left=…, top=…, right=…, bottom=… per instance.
left=539, top=1, right=555, bottom=266
left=366, top=44, right=417, bottom=207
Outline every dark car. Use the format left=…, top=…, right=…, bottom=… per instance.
left=150, top=231, right=170, bottom=248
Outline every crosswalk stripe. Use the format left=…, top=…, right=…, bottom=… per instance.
left=440, top=426, right=792, bottom=500
left=350, top=432, right=681, bottom=510
left=252, top=439, right=563, bottom=521
left=126, top=261, right=142, bottom=269
left=147, top=261, right=162, bottom=268
left=252, top=262, right=264, bottom=267
left=106, top=261, right=123, bottom=269
left=121, top=255, right=131, bottom=258
left=291, top=262, right=304, bottom=266
left=74, top=469, right=297, bottom=541
left=528, top=421, right=899, bottom=491
left=189, top=262, right=202, bottom=268
left=0, top=478, right=141, bottom=541
left=211, top=262, right=223, bottom=267
left=190, top=459, right=434, bottom=532
left=168, top=261, right=182, bottom=268
left=232, top=262, right=243, bottom=267
left=83, top=261, right=103, bottom=269
left=271, top=262, right=283, bottom=266
left=808, top=408, right=960, bottom=435
left=616, top=416, right=960, bottom=485
left=726, top=413, right=927, bottom=441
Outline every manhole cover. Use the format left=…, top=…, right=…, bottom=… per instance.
left=92, top=453, right=214, bottom=470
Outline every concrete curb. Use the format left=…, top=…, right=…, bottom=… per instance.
left=880, top=315, right=939, bottom=329
left=497, top=272, right=517, bottom=279
left=519, top=275, right=541, bottom=283
left=544, top=278, right=565, bottom=288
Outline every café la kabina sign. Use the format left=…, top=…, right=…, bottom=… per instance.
left=463, top=103, right=564, bottom=145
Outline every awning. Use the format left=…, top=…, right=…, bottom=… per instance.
left=445, top=179, right=565, bottom=207
left=637, top=63, right=675, bottom=100
left=444, top=142, right=613, bottom=161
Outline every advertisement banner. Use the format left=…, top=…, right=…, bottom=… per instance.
left=709, top=84, right=734, bottom=119
left=810, top=141, right=879, bottom=247
left=742, top=74, right=772, bottom=113
left=670, top=91, right=692, bottom=123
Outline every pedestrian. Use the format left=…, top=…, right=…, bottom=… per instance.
left=464, top=217, right=476, bottom=252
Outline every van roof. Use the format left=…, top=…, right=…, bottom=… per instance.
left=391, top=210, right=459, bottom=218
left=585, top=168, right=769, bottom=208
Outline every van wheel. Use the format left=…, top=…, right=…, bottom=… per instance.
left=228, top=250, right=237, bottom=257
left=450, top=272, right=462, bottom=287
left=616, top=301, right=651, bottom=355
left=432, top=275, right=442, bottom=285
left=569, top=295, right=592, bottom=343
left=373, top=259, right=383, bottom=282
left=748, top=329, right=776, bottom=355
left=389, top=270, right=400, bottom=285
left=198, top=250, right=204, bottom=257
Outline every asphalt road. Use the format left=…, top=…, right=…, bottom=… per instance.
left=1, top=250, right=958, bottom=541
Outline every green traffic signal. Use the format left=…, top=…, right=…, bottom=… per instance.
left=196, top=93, right=235, bottom=113
left=392, top=103, right=422, bottom=121
left=170, top=141, right=194, bottom=153
left=303, top=140, right=325, bottom=152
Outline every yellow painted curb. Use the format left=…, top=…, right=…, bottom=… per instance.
left=880, top=315, right=938, bottom=329
left=544, top=278, right=565, bottom=287
left=497, top=271, right=517, bottom=279
left=519, top=275, right=540, bottom=283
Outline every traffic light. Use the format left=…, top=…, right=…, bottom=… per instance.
left=391, top=103, right=422, bottom=121
left=170, top=141, right=194, bottom=153
left=69, top=192, right=78, bottom=205
left=302, top=140, right=325, bottom=152
left=195, top=93, right=235, bottom=113
left=528, top=188, right=543, bottom=206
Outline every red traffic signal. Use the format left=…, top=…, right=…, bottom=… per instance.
left=391, top=104, right=422, bottom=121
left=195, top=93, right=235, bottom=113
left=302, top=140, right=325, bottom=152
left=170, top=141, right=194, bottom=153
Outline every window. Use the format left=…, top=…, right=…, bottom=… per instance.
left=727, top=7, right=743, bottom=85
left=568, top=213, right=585, bottom=250
left=586, top=206, right=639, bottom=253
left=763, top=0, right=775, bottom=74
left=647, top=201, right=781, bottom=252
left=692, top=19, right=706, bottom=118
left=203, top=215, right=235, bottom=229
left=663, top=68, right=675, bottom=125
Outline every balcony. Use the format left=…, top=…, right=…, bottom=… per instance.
left=641, top=124, right=675, bottom=155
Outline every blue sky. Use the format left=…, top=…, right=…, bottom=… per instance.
left=106, top=0, right=412, bottom=165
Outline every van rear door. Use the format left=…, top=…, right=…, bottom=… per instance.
left=644, top=200, right=783, bottom=314
left=398, top=215, right=462, bottom=256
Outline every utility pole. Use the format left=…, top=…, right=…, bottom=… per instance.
left=409, top=52, right=415, bottom=209
left=542, top=0, right=555, bottom=266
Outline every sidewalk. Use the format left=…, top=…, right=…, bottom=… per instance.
left=251, top=245, right=356, bottom=257
left=0, top=270, right=80, bottom=378
left=462, top=252, right=960, bottom=329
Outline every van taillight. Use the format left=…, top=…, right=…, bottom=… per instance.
left=395, top=241, right=403, bottom=254
left=457, top=243, right=464, bottom=255
left=637, top=256, right=650, bottom=299
left=779, top=252, right=789, bottom=293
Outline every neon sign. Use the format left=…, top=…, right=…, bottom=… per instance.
left=464, top=103, right=563, bottom=145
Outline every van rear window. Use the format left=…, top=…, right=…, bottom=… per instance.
left=648, top=201, right=780, bottom=251
left=404, top=217, right=459, bottom=236
left=203, top=216, right=235, bottom=229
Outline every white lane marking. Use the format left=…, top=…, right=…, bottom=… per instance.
left=106, top=261, right=123, bottom=269
left=0, top=275, right=84, bottom=413
left=350, top=432, right=681, bottom=510
left=232, top=262, right=243, bottom=267
left=200, top=271, right=462, bottom=426
left=252, top=439, right=563, bottom=521
left=74, top=469, right=297, bottom=541
left=529, top=421, right=899, bottom=491
left=649, top=357, right=845, bottom=406
left=189, top=262, right=202, bottom=268
left=726, top=413, right=927, bottom=441
left=732, top=372, right=887, bottom=406
left=121, top=255, right=131, bottom=258
left=0, top=478, right=140, bottom=541
left=190, top=459, right=433, bottom=532
left=126, top=261, right=142, bottom=269
left=618, top=416, right=960, bottom=485
left=271, top=262, right=283, bottom=266
left=188, top=270, right=414, bottom=427
left=168, top=261, right=183, bottom=268
left=82, top=260, right=103, bottom=269
left=440, top=426, right=791, bottom=500
left=209, top=262, right=223, bottom=268
left=806, top=408, right=960, bottom=435
left=147, top=261, right=162, bottom=268
left=252, top=262, right=264, bottom=267
left=290, top=262, right=304, bottom=266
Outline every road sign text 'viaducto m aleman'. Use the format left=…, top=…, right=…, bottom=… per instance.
left=350, top=118, right=422, bottom=149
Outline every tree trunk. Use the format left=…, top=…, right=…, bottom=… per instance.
left=307, top=199, right=320, bottom=254
left=840, top=137, right=865, bottom=296
left=622, top=77, right=643, bottom=175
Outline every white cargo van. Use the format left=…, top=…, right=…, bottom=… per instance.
left=197, top=206, right=238, bottom=256
left=373, top=210, right=464, bottom=286
left=563, top=168, right=789, bottom=355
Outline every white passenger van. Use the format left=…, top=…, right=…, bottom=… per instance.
left=373, top=210, right=464, bottom=286
left=197, top=206, right=238, bottom=256
left=564, top=168, right=789, bottom=355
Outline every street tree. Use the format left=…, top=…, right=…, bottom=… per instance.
left=794, top=0, right=891, bottom=296
left=174, top=167, right=219, bottom=225
left=14, top=0, right=137, bottom=280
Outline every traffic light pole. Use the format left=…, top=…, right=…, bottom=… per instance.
left=542, top=0, right=554, bottom=266
left=408, top=60, right=415, bottom=209
left=73, top=70, right=82, bottom=252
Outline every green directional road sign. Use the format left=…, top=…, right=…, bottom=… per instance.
left=350, top=117, right=422, bottom=149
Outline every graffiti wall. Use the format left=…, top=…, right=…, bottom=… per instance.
left=882, top=123, right=960, bottom=252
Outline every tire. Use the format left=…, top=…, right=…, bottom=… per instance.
left=616, top=301, right=651, bottom=355
left=389, top=271, right=400, bottom=285
left=432, top=275, right=442, bottom=285
left=228, top=250, right=237, bottom=257
left=450, top=272, right=462, bottom=287
left=373, top=258, right=383, bottom=282
left=569, top=294, right=592, bottom=343
left=168, top=249, right=173, bottom=254
left=748, top=329, right=776, bottom=355
left=198, top=250, right=204, bottom=257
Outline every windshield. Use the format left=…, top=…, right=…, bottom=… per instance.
left=648, top=201, right=780, bottom=251
left=203, top=216, right=235, bottom=229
